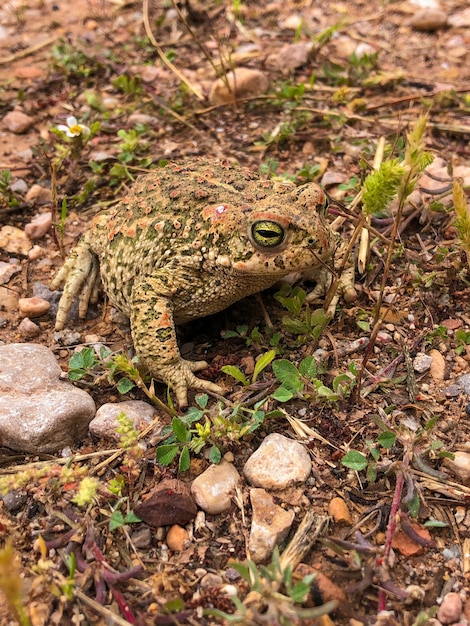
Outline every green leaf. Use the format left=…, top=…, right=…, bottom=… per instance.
left=272, top=359, right=302, bottom=391
left=341, top=450, right=368, bottom=471
left=221, top=365, right=249, bottom=386
left=299, top=356, right=317, bottom=379
left=423, top=519, right=448, bottom=528
left=281, top=316, right=309, bottom=334
left=407, top=492, right=420, bottom=518
left=179, top=445, right=190, bottom=472
left=69, top=351, right=86, bottom=370
left=366, top=461, right=377, bottom=483
left=124, top=511, right=142, bottom=524
left=357, top=320, right=370, bottom=331
left=195, top=394, right=208, bottom=409
left=253, top=349, right=276, bottom=383
left=291, top=579, right=312, bottom=603
left=172, top=417, right=189, bottom=442
left=209, top=445, right=222, bottom=464
left=221, top=329, right=240, bottom=339
left=309, top=308, right=328, bottom=327
left=156, top=443, right=179, bottom=466
left=109, top=510, right=125, bottom=531
left=271, top=386, right=294, bottom=402
left=82, top=347, right=97, bottom=369
left=116, top=378, right=135, bottom=394
left=68, top=369, right=85, bottom=381
left=377, top=431, right=397, bottom=449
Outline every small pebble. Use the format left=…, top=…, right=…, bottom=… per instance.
left=429, top=349, right=446, bottom=380
left=437, top=592, right=462, bottom=624
left=25, top=185, right=52, bottom=206
left=9, top=179, right=28, bottom=194
left=24, top=212, right=52, bottom=239
left=18, top=297, right=50, bottom=318
left=2, top=110, right=34, bottom=133
left=28, top=245, right=44, bottom=260
left=18, top=317, right=40, bottom=337
left=166, top=525, right=190, bottom=552
left=409, top=8, right=448, bottom=31
left=328, top=496, right=352, bottom=525
left=413, top=353, right=432, bottom=373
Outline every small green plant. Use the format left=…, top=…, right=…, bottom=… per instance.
left=221, top=349, right=277, bottom=387
left=221, top=324, right=280, bottom=348
left=112, top=74, right=142, bottom=96
left=0, top=169, right=19, bottom=207
left=108, top=499, right=142, bottom=531
left=51, top=41, right=101, bottom=78
left=205, top=547, right=336, bottom=624
left=0, top=542, right=31, bottom=626
left=274, top=284, right=329, bottom=342
left=271, top=356, right=357, bottom=403
left=455, top=328, right=470, bottom=355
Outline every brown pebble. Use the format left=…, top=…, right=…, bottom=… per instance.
left=429, top=349, right=446, bottom=381
left=328, top=496, right=352, bottom=525
left=166, top=525, right=190, bottom=552
left=24, top=212, right=52, bottom=239
left=18, top=297, right=50, bottom=318
left=2, top=110, right=35, bottom=133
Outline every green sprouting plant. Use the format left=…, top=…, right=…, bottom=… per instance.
left=453, top=177, right=470, bottom=267
left=221, top=349, right=276, bottom=387
left=259, top=157, right=280, bottom=177
left=271, top=356, right=357, bottom=403
left=51, top=41, right=101, bottom=78
left=222, top=324, right=281, bottom=349
left=156, top=393, right=279, bottom=471
left=274, top=284, right=329, bottom=342
left=0, top=169, right=19, bottom=207
left=108, top=499, right=141, bottom=532
left=71, top=477, right=100, bottom=506
left=361, top=159, right=404, bottom=216
left=455, top=328, right=470, bottom=355
left=68, top=347, right=174, bottom=416
left=116, top=127, right=151, bottom=165
left=347, top=50, right=379, bottom=85
left=112, top=74, right=142, bottom=96
left=341, top=430, right=397, bottom=483
left=205, top=547, right=336, bottom=624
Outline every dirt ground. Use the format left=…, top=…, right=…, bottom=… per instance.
left=1, top=0, right=470, bottom=624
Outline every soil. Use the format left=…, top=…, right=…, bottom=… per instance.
left=1, top=0, right=470, bottom=624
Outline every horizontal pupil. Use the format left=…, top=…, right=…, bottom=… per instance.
left=258, top=230, right=279, bottom=238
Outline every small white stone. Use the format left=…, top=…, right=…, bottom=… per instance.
left=413, top=353, right=432, bottom=373
left=409, top=8, right=447, bottom=31
left=209, top=68, right=269, bottom=105
left=25, top=184, right=52, bottom=206
left=191, top=460, right=240, bottom=514
left=17, top=317, right=40, bottom=338
left=2, top=110, right=34, bottom=133
left=437, top=592, right=462, bottom=624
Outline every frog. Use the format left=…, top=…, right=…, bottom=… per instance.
left=51, top=158, right=355, bottom=407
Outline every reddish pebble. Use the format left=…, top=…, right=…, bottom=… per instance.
left=18, top=297, right=50, bottom=318
left=438, top=592, right=463, bottom=624
left=25, top=213, right=52, bottom=239
left=18, top=317, right=40, bottom=337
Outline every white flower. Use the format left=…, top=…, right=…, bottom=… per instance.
left=57, top=116, right=90, bottom=138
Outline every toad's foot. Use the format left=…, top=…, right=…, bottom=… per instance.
left=50, top=240, right=100, bottom=330
left=150, top=358, right=226, bottom=408
left=304, top=261, right=357, bottom=316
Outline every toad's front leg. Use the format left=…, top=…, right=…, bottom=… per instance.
left=131, top=280, right=225, bottom=407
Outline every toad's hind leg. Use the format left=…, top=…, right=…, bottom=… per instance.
left=50, top=240, right=101, bottom=330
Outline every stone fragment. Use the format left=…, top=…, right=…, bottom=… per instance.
left=391, top=521, right=433, bottom=557
left=0, top=226, right=31, bottom=256
left=18, top=317, right=40, bottom=338
left=2, top=110, right=34, bottom=133
left=328, top=497, right=352, bottom=525
left=243, top=433, right=311, bottom=489
left=89, top=400, right=156, bottom=442
left=437, top=592, right=463, bottom=624
left=166, top=525, right=190, bottom=552
left=14, top=66, right=45, bottom=80
left=295, top=563, right=348, bottom=607
left=25, top=184, right=52, bottom=206
left=130, top=526, right=151, bottom=549
left=276, top=42, right=313, bottom=72
left=9, top=179, right=28, bottom=194
left=18, top=297, right=50, bottom=318
left=413, top=353, right=432, bottom=373
left=0, top=343, right=95, bottom=453
left=209, top=68, right=269, bottom=105
left=429, top=349, right=446, bottom=380
left=0, top=261, right=21, bottom=285
left=191, top=460, right=240, bottom=514
left=135, top=479, right=197, bottom=527
left=128, top=113, right=159, bottom=126
left=248, top=488, right=295, bottom=563
left=409, top=8, right=448, bottom=31
left=444, top=451, right=470, bottom=484
left=24, top=212, right=52, bottom=239
left=280, top=14, right=303, bottom=30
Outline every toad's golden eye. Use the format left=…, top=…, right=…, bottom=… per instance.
left=251, top=221, right=285, bottom=247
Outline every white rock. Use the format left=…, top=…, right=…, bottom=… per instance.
left=275, top=42, right=313, bottom=72
left=89, top=400, right=156, bottom=441
left=248, top=488, right=295, bottom=563
left=2, top=110, right=34, bottom=133
left=191, top=460, right=240, bottom=514
left=448, top=7, right=470, bottom=28
left=437, top=592, right=463, bottom=624
left=128, top=113, right=159, bottom=126
left=409, top=8, right=447, bottom=31
left=413, top=353, right=432, bottom=373
left=243, top=433, right=311, bottom=489
left=24, top=212, right=52, bottom=239
left=0, top=344, right=95, bottom=453
left=281, top=14, right=303, bottom=30
left=9, top=179, right=28, bottom=194
left=209, top=68, right=269, bottom=105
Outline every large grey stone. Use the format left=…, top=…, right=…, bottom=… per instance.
left=0, top=343, right=95, bottom=453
